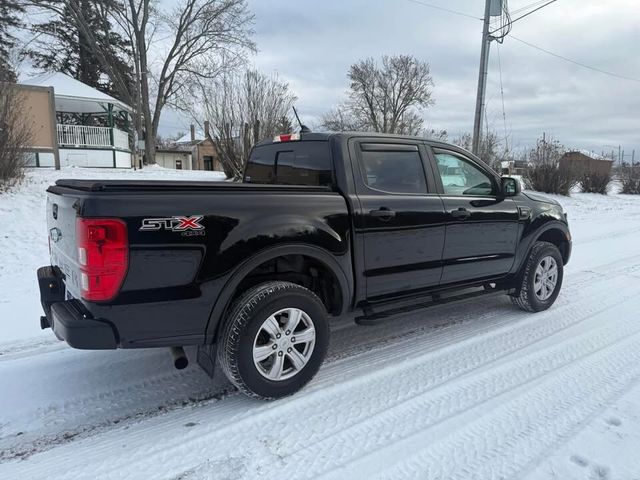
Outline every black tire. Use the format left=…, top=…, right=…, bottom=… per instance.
left=512, top=241, right=564, bottom=312
left=218, top=281, right=330, bottom=400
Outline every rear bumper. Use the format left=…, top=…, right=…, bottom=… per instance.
left=37, top=266, right=118, bottom=349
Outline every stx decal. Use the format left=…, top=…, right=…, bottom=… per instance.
left=139, top=216, right=205, bottom=235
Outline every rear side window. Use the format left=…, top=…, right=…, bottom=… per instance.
left=244, top=141, right=333, bottom=186
left=358, top=146, right=427, bottom=194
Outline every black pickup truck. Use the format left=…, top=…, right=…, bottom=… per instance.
left=38, top=132, right=571, bottom=399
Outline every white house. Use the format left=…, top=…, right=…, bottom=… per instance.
left=19, top=72, right=133, bottom=168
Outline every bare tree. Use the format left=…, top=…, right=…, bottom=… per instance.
left=322, top=55, right=434, bottom=135
left=0, top=83, right=32, bottom=189
left=116, top=0, right=255, bottom=164
left=321, top=105, right=366, bottom=132
left=454, top=130, right=503, bottom=170
left=27, top=0, right=255, bottom=164
left=425, top=127, right=448, bottom=141
left=190, top=69, right=297, bottom=179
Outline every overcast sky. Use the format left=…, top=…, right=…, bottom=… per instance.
left=160, top=0, right=640, bottom=160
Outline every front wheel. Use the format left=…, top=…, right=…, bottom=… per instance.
left=512, top=241, right=564, bottom=312
left=218, top=281, right=329, bottom=400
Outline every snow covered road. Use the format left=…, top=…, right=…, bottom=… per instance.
left=1, top=169, right=640, bottom=479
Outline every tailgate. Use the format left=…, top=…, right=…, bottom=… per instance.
left=46, top=190, right=82, bottom=299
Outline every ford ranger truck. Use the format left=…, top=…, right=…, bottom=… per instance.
left=38, top=132, right=571, bottom=399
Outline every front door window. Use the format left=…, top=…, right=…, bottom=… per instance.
left=435, top=152, right=494, bottom=196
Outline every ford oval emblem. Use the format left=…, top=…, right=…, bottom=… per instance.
left=50, top=227, right=62, bottom=243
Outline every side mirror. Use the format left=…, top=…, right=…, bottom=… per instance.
left=501, top=176, right=521, bottom=196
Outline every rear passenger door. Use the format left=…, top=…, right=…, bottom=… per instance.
left=350, top=140, right=446, bottom=300
left=428, top=147, right=520, bottom=285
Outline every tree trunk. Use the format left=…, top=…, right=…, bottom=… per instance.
left=76, top=0, right=99, bottom=88
left=138, top=23, right=155, bottom=163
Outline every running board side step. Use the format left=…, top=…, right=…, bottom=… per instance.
left=355, top=285, right=508, bottom=326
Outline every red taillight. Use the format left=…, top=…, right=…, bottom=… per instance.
left=273, top=133, right=300, bottom=142
left=76, top=218, right=128, bottom=301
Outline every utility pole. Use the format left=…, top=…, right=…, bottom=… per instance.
left=618, top=145, right=622, bottom=163
left=472, top=0, right=494, bottom=155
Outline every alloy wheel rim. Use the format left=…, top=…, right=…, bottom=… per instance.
left=534, top=256, right=558, bottom=301
left=253, top=307, right=316, bottom=381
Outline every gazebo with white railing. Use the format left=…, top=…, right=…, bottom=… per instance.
left=20, top=72, right=133, bottom=168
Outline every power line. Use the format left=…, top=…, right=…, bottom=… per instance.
left=490, top=0, right=546, bottom=24
left=490, top=0, right=512, bottom=43
left=508, top=0, right=558, bottom=25
left=510, top=35, right=640, bottom=83
left=509, top=0, right=554, bottom=16
left=404, top=0, right=482, bottom=21
left=489, top=0, right=557, bottom=34
left=496, top=43, right=509, bottom=149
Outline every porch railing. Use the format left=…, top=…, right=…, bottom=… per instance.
left=112, top=128, right=129, bottom=150
left=57, top=124, right=130, bottom=150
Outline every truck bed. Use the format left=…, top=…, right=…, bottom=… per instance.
left=49, top=179, right=332, bottom=194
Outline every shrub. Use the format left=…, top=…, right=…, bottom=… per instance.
left=525, top=136, right=578, bottom=195
left=527, top=163, right=577, bottom=195
left=0, top=82, right=31, bottom=190
left=580, top=170, right=611, bottom=194
left=619, top=164, right=640, bottom=194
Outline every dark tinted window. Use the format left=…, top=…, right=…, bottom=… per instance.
left=244, top=141, right=333, bottom=186
left=359, top=148, right=427, bottom=194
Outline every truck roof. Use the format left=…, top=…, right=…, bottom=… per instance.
left=254, top=132, right=473, bottom=156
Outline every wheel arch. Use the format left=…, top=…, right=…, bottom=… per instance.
left=532, top=223, right=571, bottom=265
left=205, top=244, right=352, bottom=343
left=514, top=220, right=571, bottom=279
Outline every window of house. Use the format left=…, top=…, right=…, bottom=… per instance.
left=203, top=156, right=213, bottom=171
left=358, top=147, right=427, bottom=194
left=435, top=151, right=495, bottom=196
left=175, top=159, right=183, bottom=170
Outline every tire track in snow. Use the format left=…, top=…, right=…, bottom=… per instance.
left=1, top=254, right=639, bottom=466
left=0, top=338, right=63, bottom=360
left=371, top=325, right=640, bottom=479
left=4, top=268, right=636, bottom=480
left=163, top=275, right=640, bottom=480
left=310, top=297, right=640, bottom=479
left=0, top=260, right=605, bottom=460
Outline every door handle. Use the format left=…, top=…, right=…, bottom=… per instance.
left=370, top=208, right=396, bottom=220
left=450, top=207, right=471, bottom=220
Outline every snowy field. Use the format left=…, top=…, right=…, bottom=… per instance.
left=1, top=167, right=640, bottom=479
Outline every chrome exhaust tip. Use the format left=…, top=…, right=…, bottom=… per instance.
left=170, top=346, right=188, bottom=370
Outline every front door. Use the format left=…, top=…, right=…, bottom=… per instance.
left=351, top=140, right=446, bottom=300
left=430, top=147, right=520, bottom=285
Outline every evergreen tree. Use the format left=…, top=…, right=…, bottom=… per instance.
left=28, top=0, right=132, bottom=99
left=0, top=0, right=24, bottom=82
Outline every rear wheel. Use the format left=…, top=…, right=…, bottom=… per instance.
left=512, top=241, right=564, bottom=312
left=218, top=281, right=329, bottom=400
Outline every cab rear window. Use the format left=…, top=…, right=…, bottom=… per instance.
left=244, top=141, right=333, bottom=186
